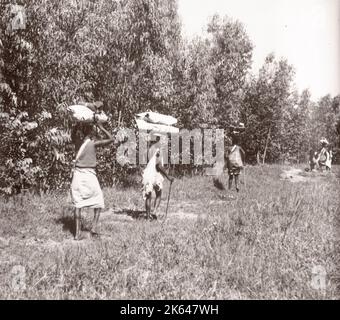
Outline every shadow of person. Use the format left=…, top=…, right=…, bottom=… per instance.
left=113, top=209, right=147, bottom=220
left=55, top=216, right=75, bottom=235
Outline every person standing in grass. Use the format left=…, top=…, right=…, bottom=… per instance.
left=226, top=131, right=245, bottom=192
left=142, top=134, right=174, bottom=220
left=70, top=122, right=114, bottom=240
left=318, top=138, right=330, bottom=172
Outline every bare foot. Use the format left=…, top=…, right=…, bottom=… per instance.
left=90, top=233, right=100, bottom=239
left=150, top=213, right=157, bottom=221
left=74, top=233, right=82, bottom=241
left=90, top=228, right=101, bottom=238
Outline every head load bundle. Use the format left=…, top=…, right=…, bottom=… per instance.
left=135, top=111, right=179, bottom=136
left=230, top=122, right=245, bottom=135
left=66, top=101, right=108, bottom=123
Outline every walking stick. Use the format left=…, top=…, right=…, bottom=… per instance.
left=162, top=180, right=173, bottom=224
left=243, top=165, right=247, bottom=189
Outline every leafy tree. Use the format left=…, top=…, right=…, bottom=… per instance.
left=307, top=94, right=340, bottom=163
left=278, top=89, right=313, bottom=163
left=1, top=0, right=339, bottom=195
left=177, top=37, right=217, bottom=129
left=0, top=0, right=185, bottom=193
left=241, top=54, right=296, bottom=163
left=207, top=15, right=253, bottom=128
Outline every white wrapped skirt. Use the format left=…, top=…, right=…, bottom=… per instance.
left=71, top=168, right=104, bottom=209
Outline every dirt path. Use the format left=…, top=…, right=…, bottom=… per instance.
left=2, top=199, right=219, bottom=250
left=279, top=166, right=333, bottom=183
left=107, top=202, right=207, bottom=221
left=280, top=168, right=309, bottom=183
left=0, top=192, right=238, bottom=252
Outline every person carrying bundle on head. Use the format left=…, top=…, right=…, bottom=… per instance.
left=318, top=138, right=330, bottom=172
left=70, top=116, right=126, bottom=240
left=70, top=122, right=112, bottom=240
left=142, top=133, right=174, bottom=221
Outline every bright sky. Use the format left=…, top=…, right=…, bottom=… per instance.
left=177, top=0, right=340, bottom=100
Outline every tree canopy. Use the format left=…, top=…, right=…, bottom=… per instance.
left=0, top=0, right=339, bottom=194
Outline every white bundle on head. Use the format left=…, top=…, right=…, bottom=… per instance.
left=135, top=111, right=179, bottom=134
left=137, top=111, right=177, bottom=126
left=320, top=138, right=329, bottom=145
left=67, top=104, right=108, bottom=123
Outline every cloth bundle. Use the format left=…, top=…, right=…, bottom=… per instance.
left=135, top=111, right=179, bottom=134
left=67, top=103, right=108, bottom=123
left=137, top=111, right=177, bottom=126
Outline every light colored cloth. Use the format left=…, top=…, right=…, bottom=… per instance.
left=325, top=151, right=332, bottom=169
left=142, top=145, right=164, bottom=199
left=309, top=151, right=319, bottom=170
left=320, top=138, right=329, bottom=145
left=227, top=145, right=244, bottom=170
left=67, top=104, right=108, bottom=123
left=227, top=145, right=245, bottom=176
left=318, top=147, right=329, bottom=167
left=71, top=167, right=104, bottom=208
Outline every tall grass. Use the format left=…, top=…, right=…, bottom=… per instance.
left=0, top=165, right=339, bottom=299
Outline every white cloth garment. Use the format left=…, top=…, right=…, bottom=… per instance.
left=70, top=138, right=104, bottom=208
left=142, top=146, right=164, bottom=199
left=71, top=167, right=104, bottom=209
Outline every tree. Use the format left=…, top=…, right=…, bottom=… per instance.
left=176, top=37, right=216, bottom=129
left=207, top=15, right=253, bottom=128
left=309, top=94, right=340, bottom=151
left=279, top=89, right=313, bottom=163
left=241, top=54, right=296, bottom=163
left=0, top=0, right=185, bottom=193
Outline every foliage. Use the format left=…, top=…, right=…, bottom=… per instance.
left=240, top=54, right=297, bottom=163
left=0, top=0, right=339, bottom=194
left=207, top=15, right=253, bottom=127
left=0, top=0, right=183, bottom=193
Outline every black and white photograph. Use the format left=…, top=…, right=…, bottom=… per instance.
left=0, top=0, right=339, bottom=302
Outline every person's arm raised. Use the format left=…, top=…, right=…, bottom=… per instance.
left=93, top=123, right=114, bottom=147
left=154, top=151, right=174, bottom=182
left=156, top=163, right=174, bottom=182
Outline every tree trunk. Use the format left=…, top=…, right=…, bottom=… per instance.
left=256, top=151, right=261, bottom=165
left=262, top=126, right=272, bottom=165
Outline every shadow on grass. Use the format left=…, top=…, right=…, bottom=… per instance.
left=114, top=209, right=147, bottom=220
left=55, top=216, right=75, bottom=236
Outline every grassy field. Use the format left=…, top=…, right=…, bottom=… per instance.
left=0, top=165, right=339, bottom=299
